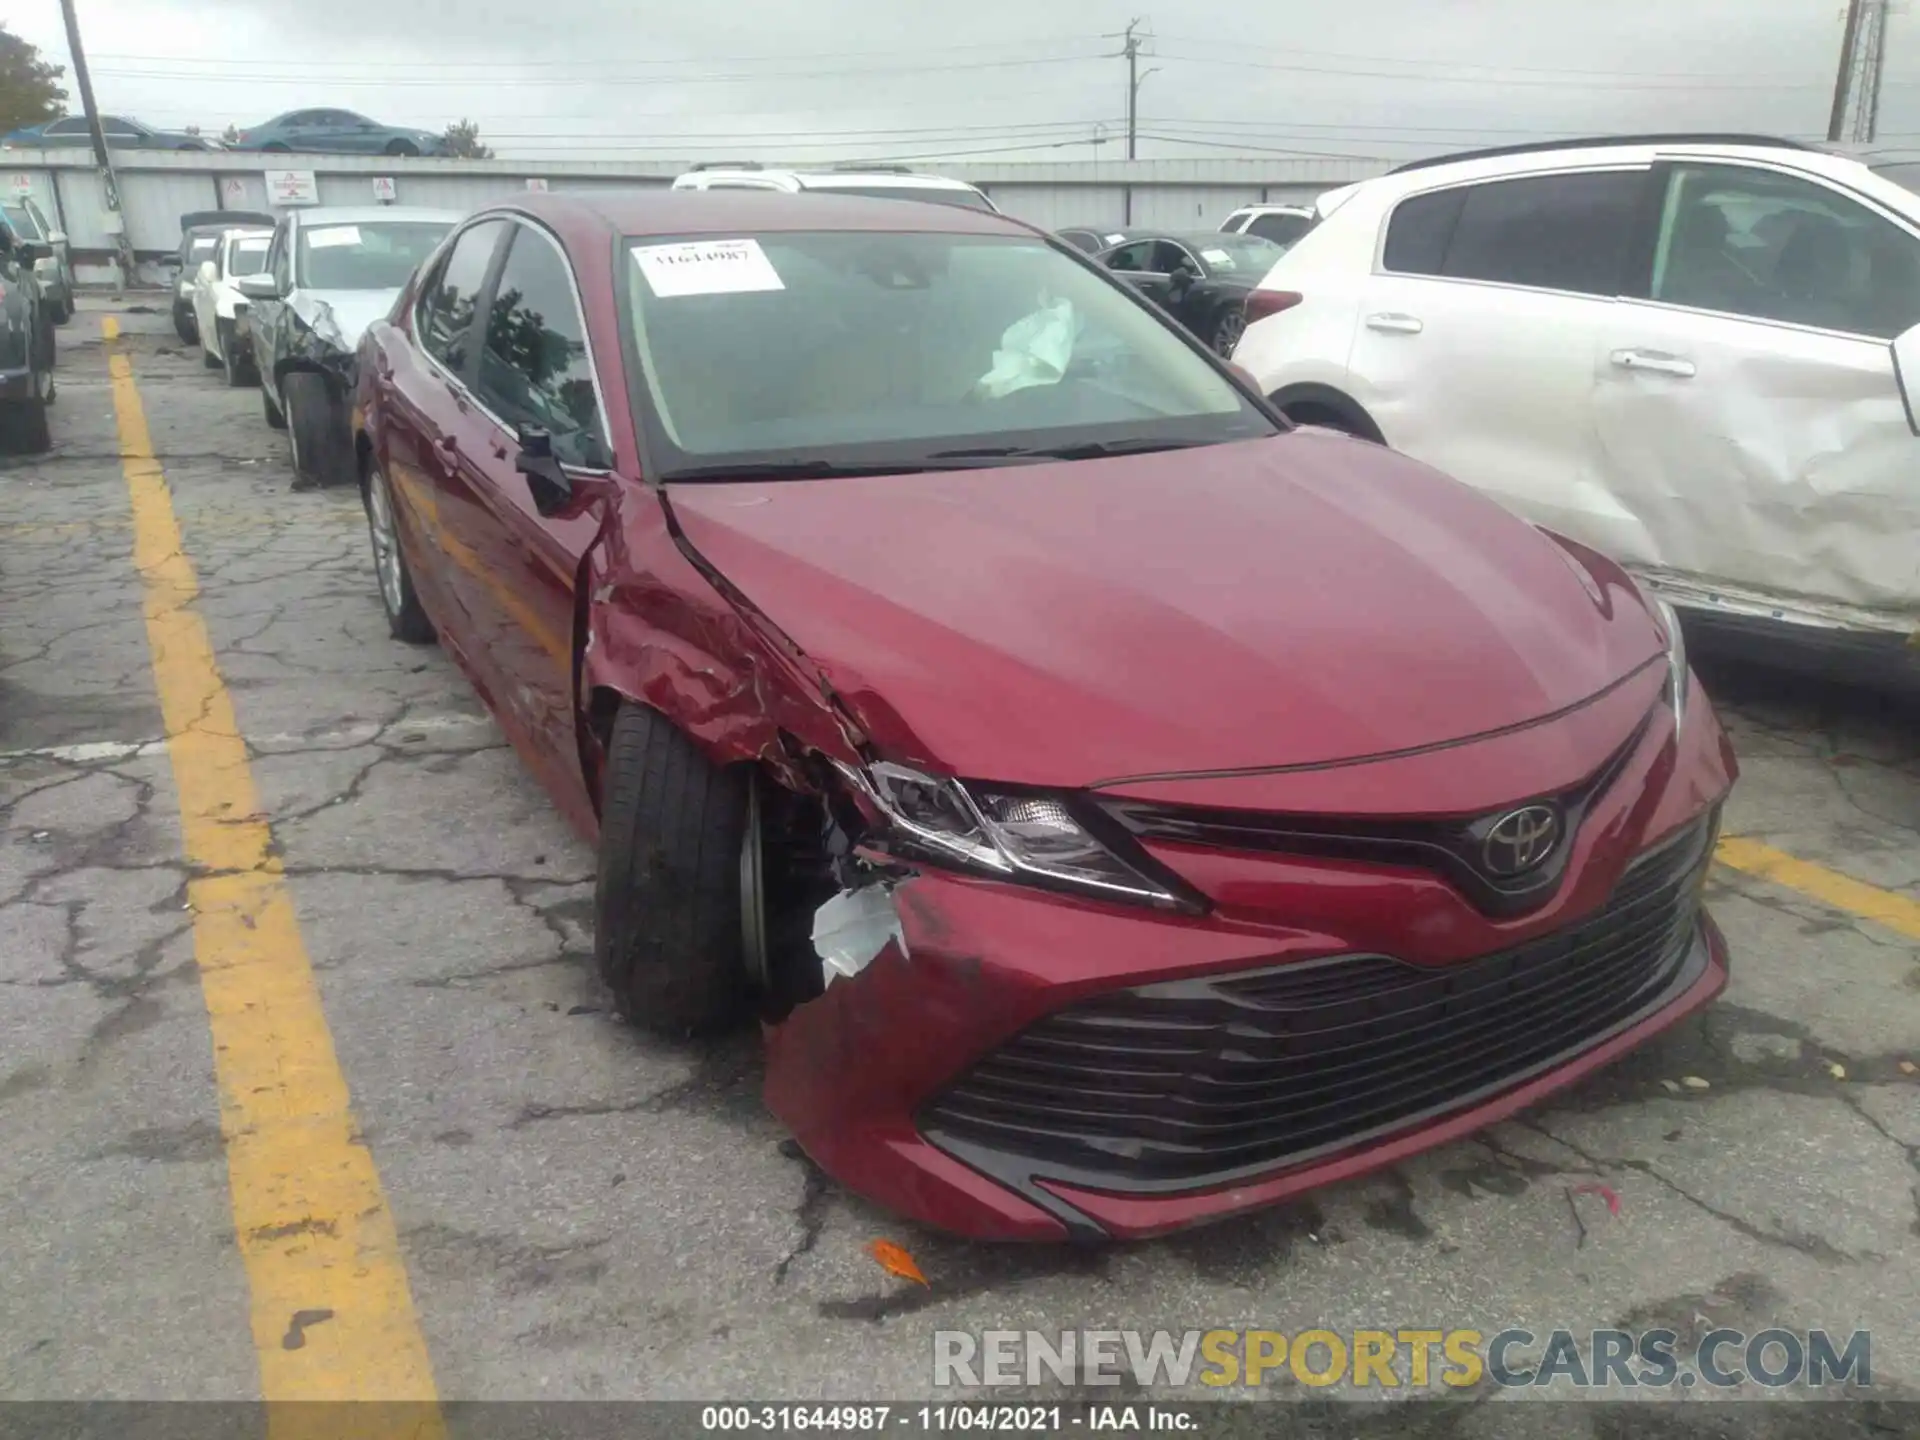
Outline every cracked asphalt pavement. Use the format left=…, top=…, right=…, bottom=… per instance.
left=2, top=301, right=1918, bottom=1421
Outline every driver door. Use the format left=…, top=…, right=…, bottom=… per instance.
left=1104, top=239, right=1179, bottom=311
left=453, top=218, right=614, bottom=821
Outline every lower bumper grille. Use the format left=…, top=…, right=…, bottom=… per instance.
left=921, top=812, right=1717, bottom=1191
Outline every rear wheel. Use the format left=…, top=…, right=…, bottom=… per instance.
left=594, top=705, right=753, bottom=1035
left=1211, top=307, right=1246, bottom=358
left=385, top=139, right=420, bottom=157
left=0, top=337, right=54, bottom=454
left=219, top=320, right=255, bottom=387
left=361, top=458, right=435, bottom=643
left=263, top=142, right=291, bottom=153
left=284, top=371, right=347, bottom=489
left=260, top=374, right=287, bottom=429
left=173, top=299, right=197, bottom=345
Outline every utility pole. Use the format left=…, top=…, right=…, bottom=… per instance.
left=1125, top=18, right=1141, bottom=160
left=1829, top=0, right=1895, bottom=144
left=1829, top=0, right=1865, bottom=141
left=1853, top=0, right=1892, bottom=142
left=57, top=0, right=137, bottom=288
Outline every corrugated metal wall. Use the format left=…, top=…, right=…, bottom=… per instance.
left=0, top=150, right=1385, bottom=282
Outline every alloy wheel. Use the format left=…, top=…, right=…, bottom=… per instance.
left=366, top=465, right=406, bottom=619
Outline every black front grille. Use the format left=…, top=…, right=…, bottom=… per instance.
left=920, top=812, right=1717, bottom=1192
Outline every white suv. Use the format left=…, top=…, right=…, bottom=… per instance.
left=1234, top=134, right=1920, bottom=648
left=671, top=164, right=998, bottom=213
left=1219, top=203, right=1315, bottom=248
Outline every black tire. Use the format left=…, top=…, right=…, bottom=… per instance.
left=1212, top=306, right=1246, bottom=358
left=360, top=456, right=435, bottom=644
left=594, top=705, right=753, bottom=1035
left=0, top=335, right=54, bottom=453
left=261, top=375, right=287, bottom=429
left=50, top=296, right=71, bottom=326
left=284, top=370, right=348, bottom=487
left=263, top=142, right=291, bottom=153
left=173, top=300, right=197, bottom=345
left=385, top=139, right=420, bottom=157
left=218, top=319, right=255, bottom=387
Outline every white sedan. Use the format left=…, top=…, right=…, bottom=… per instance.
left=191, top=228, right=274, bottom=386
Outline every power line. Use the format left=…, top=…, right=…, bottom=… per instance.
left=1147, top=32, right=1830, bottom=82
left=1146, top=48, right=1828, bottom=90
left=90, top=52, right=1111, bottom=88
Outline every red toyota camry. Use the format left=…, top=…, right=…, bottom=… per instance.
left=352, top=190, right=1736, bottom=1242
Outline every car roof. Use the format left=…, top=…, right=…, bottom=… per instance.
left=1363, top=135, right=1900, bottom=204
left=291, top=206, right=464, bottom=226
left=483, top=189, right=1031, bottom=241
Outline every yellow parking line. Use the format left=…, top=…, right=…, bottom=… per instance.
left=103, top=317, right=444, bottom=1435
left=1716, top=837, right=1920, bottom=942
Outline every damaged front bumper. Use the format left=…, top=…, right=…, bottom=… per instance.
left=765, top=672, right=1735, bottom=1242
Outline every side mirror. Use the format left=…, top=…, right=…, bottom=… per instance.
left=17, top=240, right=49, bottom=264
left=234, top=273, right=279, bottom=300
left=1894, top=323, right=1919, bottom=438
left=515, top=427, right=614, bottom=519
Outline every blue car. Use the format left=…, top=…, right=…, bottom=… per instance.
left=232, top=109, right=449, bottom=158
left=3, top=114, right=219, bottom=150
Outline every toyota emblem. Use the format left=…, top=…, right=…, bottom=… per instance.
left=1482, top=805, right=1561, bottom=877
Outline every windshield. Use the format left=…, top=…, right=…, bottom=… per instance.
left=4, top=205, right=42, bottom=241
left=624, top=230, right=1273, bottom=478
left=1190, top=235, right=1285, bottom=272
left=810, top=184, right=996, bottom=213
left=296, top=220, right=451, bottom=290
left=229, top=237, right=270, bottom=277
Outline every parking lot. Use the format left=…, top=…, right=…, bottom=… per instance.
left=3, top=299, right=1920, bottom=1420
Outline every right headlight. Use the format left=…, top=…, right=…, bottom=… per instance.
left=834, top=759, right=1193, bottom=910
left=1651, top=596, right=1690, bottom=736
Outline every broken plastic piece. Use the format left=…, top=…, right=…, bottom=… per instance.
left=867, top=1239, right=928, bottom=1286
left=812, top=884, right=906, bottom=988
left=1570, top=1182, right=1621, bottom=1217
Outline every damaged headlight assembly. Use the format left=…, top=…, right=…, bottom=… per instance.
left=1651, top=596, right=1690, bottom=736
left=833, top=760, right=1194, bottom=909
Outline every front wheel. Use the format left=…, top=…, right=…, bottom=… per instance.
left=361, top=459, right=435, bottom=643
left=173, top=299, right=197, bottom=345
left=218, top=319, right=254, bottom=387
left=284, top=371, right=348, bottom=488
left=595, top=705, right=754, bottom=1035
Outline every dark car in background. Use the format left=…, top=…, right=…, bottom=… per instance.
left=1054, top=226, right=1119, bottom=254
left=348, top=189, right=1734, bottom=1241
left=232, top=109, right=450, bottom=157
left=1096, top=229, right=1287, bottom=355
left=0, top=221, right=56, bottom=451
left=2, top=196, right=72, bottom=324
left=171, top=210, right=277, bottom=344
left=3, top=115, right=220, bottom=151
left=237, top=205, right=459, bottom=488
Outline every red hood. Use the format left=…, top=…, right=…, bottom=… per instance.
left=665, top=430, right=1665, bottom=789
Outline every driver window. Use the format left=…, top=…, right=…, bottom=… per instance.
left=1155, top=243, right=1199, bottom=276
left=1105, top=241, right=1154, bottom=272
left=1652, top=164, right=1920, bottom=340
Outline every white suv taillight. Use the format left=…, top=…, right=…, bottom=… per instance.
left=1244, top=290, right=1303, bottom=324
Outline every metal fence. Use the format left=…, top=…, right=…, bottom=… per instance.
left=0, top=148, right=1389, bottom=286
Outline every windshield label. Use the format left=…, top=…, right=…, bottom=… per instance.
left=634, top=238, right=784, bottom=298
left=306, top=226, right=363, bottom=249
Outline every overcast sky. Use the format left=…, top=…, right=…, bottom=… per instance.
left=9, top=0, right=1919, bottom=164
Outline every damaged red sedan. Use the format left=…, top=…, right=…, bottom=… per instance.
left=352, top=191, right=1736, bottom=1242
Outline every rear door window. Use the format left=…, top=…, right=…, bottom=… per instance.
left=417, top=220, right=508, bottom=376
left=1385, top=172, right=1645, bottom=298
